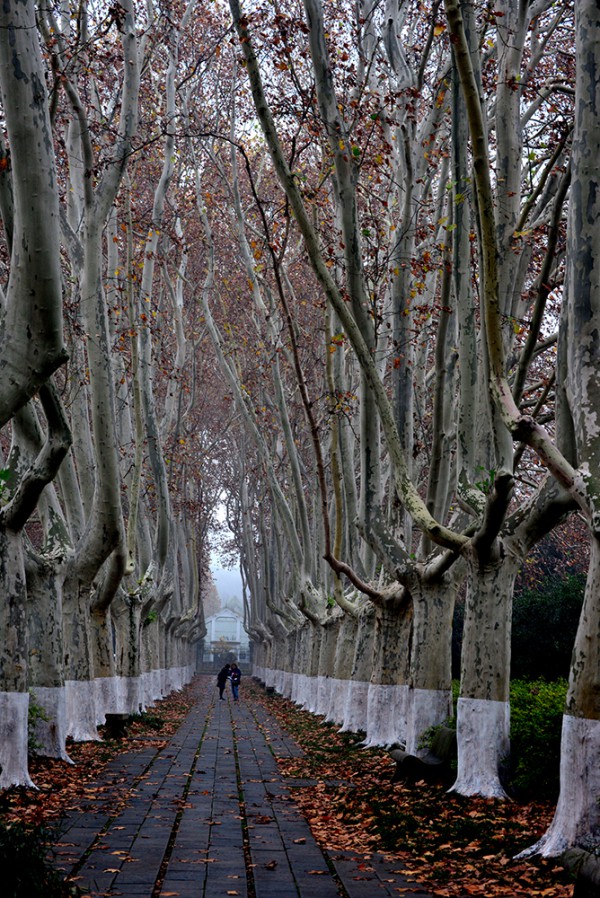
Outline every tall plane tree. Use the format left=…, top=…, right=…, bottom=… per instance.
left=521, top=0, right=600, bottom=856
left=0, top=0, right=68, bottom=786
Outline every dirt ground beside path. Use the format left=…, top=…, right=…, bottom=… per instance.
left=246, top=681, right=574, bottom=898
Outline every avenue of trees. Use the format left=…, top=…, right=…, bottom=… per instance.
left=0, top=0, right=599, bottom=862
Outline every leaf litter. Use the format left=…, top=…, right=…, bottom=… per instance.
left=247, top=682, right=574, bottom=898
left=0, top=678, right=575, bottom=898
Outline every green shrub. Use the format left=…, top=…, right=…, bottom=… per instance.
left=0, top=822, right=76, bottom=897
left=511, top=574, right=584, bottom=680
left=442, top=680, right=566, bottom=799
left=454, top=574, right=585, bottom=682
left=508, top=678, right=567, bottom=799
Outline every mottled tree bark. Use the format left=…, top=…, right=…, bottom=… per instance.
left=525, top=0, right=600, bottom=855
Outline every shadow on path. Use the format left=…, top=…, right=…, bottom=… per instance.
left=52, top=676, right=431, bottom=898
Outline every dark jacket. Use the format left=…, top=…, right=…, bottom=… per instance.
left=217, top=665, right=230, bottom=687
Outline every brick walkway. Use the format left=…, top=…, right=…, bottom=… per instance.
left=52, top=676, right=431, bottom=898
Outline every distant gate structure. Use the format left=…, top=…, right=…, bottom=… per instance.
left=200, top=607, right=250, bottom=669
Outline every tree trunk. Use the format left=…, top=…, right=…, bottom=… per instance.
left=292, top=623, right=311, bottom=708
left=302, top=623, right=323, bottom=714
left=91, top=607, right=118, bottom=723
left=0, top=0, right=65, bottom=423
left=340, top=604, right=375, bottom=734
left=0, top=0, right=66, bottom=787
left=365, top=600, right=411, bottom=748
left=112, top=595, right=144, bottom=716
left=281, top=630, right=295, bottom=700
left=62, top=582, right=99, bottom=742
left=522, top=536, right=600, bottom=856
left=326, top=612, right=359, bottom=725
left=141, top=618, right=162, bottom=709
left=520, top=0, right=600, bottom=856
left=0, top=529, right=33, bottom=788
left=315, top=615, right=342, bottom=717
left=451, top=544, right=518, bottom=798
left=26, top=560, right=71, bottom=762
left=405, top=576, right=457, bottom=755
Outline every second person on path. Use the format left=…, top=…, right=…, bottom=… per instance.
left=230, top=663, right=241, bottom=702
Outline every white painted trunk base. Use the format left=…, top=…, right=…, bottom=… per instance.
left=405, top=688, right=452, bottom=756
left=325, top=678, right=346, bottom=726
left=95, top=676, right=144, bottom=719
left=30, top=686, right=72, bottom=762
left=160, top=668, right=168, bottom=697
left=290, top=672, right=300, bottom=704
left=142, top=669, right=164, bottom=708
left=0, top=692, right=35, bottom=789
left=315, top=675, right=332, bottom=717
left=121, top=676, right=143, bottom=714
left=281, top=671, right=293, bottom=699
left=296, top=674, right=313, bottom=709
left=303, top=675, right=320, bottom=713
left=340, top=680, right=369, bottom=733
left=65, top=680, right=100, bottom=742
left=95, top=676, right=118, bottom=724
left=451, top=697, right=509, bottom=798
left=264, top=667, right=276, bottom=688
left=274, top=669, right=285, bottom=694
left=167, top=666, right=186, bottom=693
left=364, top=684, right=406, bottom=747
left=518, top=715, right=600, bottom=858
left=141, top=671, right=155, bottom=709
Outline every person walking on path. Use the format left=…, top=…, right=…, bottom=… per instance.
left=230, top=663, right=241, bottom=701
left=216, top=663, right=231, bottom=700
